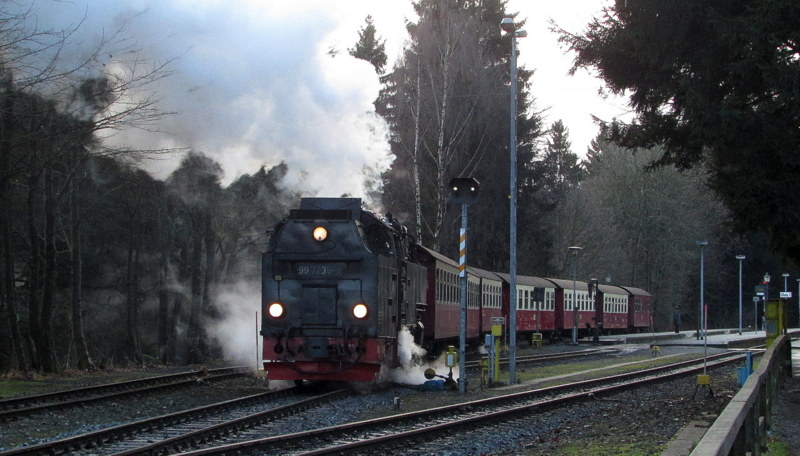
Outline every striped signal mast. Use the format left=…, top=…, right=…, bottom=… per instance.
left=449, top=177, right=480, bottom=394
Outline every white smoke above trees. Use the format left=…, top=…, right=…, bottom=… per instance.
left=20, top=0, right=399, bottom=198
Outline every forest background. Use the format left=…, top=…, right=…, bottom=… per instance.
left=1, top=0, right=797, bottom=373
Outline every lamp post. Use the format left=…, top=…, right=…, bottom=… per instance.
left=736, top=255, right=745, bottom=335
left=449, top=177, right=479, bottom=394
left=501, top=16, right=526, bottom=384
left=568, top=246, right=583, bottom=345
left=697, top=241, right=708, bottom=341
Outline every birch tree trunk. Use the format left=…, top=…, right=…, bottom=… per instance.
left=26, top=168, right=41, bottom=369
left=411, top=60, right=423, bottom=244
left=39, top=166, right=57, bottom=372
left=1, top=75, right=27, bottom=371
left=431, top=34, right=452, bottom=252
left=125, top=224, right=142, bottom=363
left=70, top=171, right=94, bottom=370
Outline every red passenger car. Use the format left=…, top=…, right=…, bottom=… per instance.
left=596, top=284, right=630, bottom=331
left=495, top=273, right=557, bottom=335
left=620, top=286, right=653, bottom=332
left=546, top=278, right=590, bottom=335
left=469, top=266, right=504, bottom=335
left=416, top=246, right=480, bottom=349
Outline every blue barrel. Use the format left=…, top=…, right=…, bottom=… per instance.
left=737, top=366, right=750, bottom=386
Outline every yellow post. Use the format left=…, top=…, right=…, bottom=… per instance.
left=445, top=345, right=458, bottom=367
left=765, top=299, right=785, bottom=347
left=492, top=324, right=502, bottom=383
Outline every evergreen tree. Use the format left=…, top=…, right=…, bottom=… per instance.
left=518, top=120, right=583, bottom=273
left=535, top=120, right=584, bottom=210
left=348, top=16, right=388, bottom=74
left=557, top=0, right=800, bottom=266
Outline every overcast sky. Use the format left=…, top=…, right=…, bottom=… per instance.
left=23, top=0, right=628, bottom=199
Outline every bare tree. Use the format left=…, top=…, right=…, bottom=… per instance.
left=379, top=0, right=528, bottom=257
left=0, top=4, right=175, bottom=372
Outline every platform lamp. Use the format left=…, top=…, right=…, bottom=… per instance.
left=736, top=255, right=745, bottom=335
left=501, top=16, right=526, bottom=385
left=449, top=176, right=479, bottom=394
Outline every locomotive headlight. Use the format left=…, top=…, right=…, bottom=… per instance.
left=268, top=302, right=285, bottom=319
left=312, top=226, right=328, bottom=241
left=352, top=302, right=369, bottom=319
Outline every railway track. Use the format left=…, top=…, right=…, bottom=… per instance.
left=464, top=346, right=620, bottom=371
left=166, top=351, right=746, bottom=455
left=0, top=366, right=249, bottom=422
left=0, top=386, right=352, bottom=456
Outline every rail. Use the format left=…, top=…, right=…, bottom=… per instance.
left=690, top=334, right=793, bottom=456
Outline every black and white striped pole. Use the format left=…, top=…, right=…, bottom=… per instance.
left=450, top=177, right=479, bottom=394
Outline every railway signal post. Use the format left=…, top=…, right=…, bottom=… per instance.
left=449, top=177, right=479, bottom=393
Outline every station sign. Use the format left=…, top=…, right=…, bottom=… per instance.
left=780, top=291, right=792, bottom=299
left=754, top=285, right=766, bottom=296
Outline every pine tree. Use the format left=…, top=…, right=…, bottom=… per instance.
left=348, top=16, right=388, bottom=74
left=558, top=0, right=800, bottom=264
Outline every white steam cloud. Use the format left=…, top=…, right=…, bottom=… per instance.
left=20, top=0, right=407, bottom=197
left=388, top=327, right=459, bottom=386
left=208, top=280, right=261, bottom=369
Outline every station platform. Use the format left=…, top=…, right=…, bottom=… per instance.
left=595, top=328, right=800, bottom=349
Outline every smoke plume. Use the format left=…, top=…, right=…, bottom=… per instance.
left=17, top=0, right=407, bottom=197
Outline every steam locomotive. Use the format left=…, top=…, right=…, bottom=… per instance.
left=260, top=197, right=652, bottom=383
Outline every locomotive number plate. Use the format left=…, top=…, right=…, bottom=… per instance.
left=295, top=262, right=346, bottom=277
